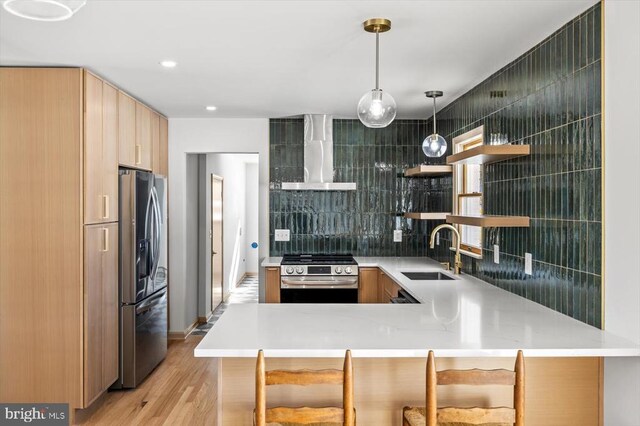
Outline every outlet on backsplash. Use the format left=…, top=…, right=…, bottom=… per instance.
left=275, top=229, right=290, bottom=242
left=393, top=230, right=402, bottom=243
left=525, top=253, right=532, bottom=276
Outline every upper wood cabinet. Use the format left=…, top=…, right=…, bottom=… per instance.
left=135, top=101, right=153, bottom=170
left=151, top=110, right=160, bottom=174
left=158, top=116, right=169, bottom=176
left=118, top=91, right=136, bottom=168
left=84, top=72, right=118, bottom=224
left=358, top=268, right=379, bottom=303
left=84, top=223, right=119, bottom=406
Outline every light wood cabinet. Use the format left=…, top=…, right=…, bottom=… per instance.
left=1, top=67, right=84, bottom=408
left=84, top=72, right=118, bottom=224
left=84, top=223, right=119, bottom=406
left=378, top=269, right=401, bottom=303
left=135, top=101, right=153, bottom=170
left=0, top=68, right=169, bottom=413
left=159, top=116, right=169, bottom=176
left=102, top=82, right=119, bottom=221
left=118, top=91, right=136, bottom=167
left=358, top=268, right=379, bottom=303
left=265, top=268, right=281, bottom=303
left=151, top=110, right=160, bottom=174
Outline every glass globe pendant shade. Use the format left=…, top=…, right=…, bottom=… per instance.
left=422, top=133, right=447, bottom=158
left=2, top=0, right=86, bottom=21
left=357, top=89, right=397, bottom=128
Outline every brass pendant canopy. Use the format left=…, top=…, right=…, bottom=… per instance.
left=363, top=18, right=391, bottom=33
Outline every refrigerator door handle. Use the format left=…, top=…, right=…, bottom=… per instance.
left=142, top=187, right=155, bottom=296
left=150, top=187, right=162, bottom=280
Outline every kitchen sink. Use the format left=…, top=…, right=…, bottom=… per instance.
left=401, top=272, right=455, bottom=281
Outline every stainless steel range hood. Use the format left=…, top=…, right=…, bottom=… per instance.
left=281, top=114, right=356, bottom=191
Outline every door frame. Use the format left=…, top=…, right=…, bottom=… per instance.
left=211, top=174, right=224, bottom=311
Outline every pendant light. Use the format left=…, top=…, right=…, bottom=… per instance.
left=2, top=0, right=86, bottom=21
left=357, top=18, right=396, bottom=128
left=422, top=91, right=447, bottom=157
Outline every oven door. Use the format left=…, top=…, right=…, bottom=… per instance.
left=280, top=276, right=358, bottom=303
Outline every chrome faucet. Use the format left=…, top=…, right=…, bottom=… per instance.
left=429, top=224, right=463, bottom=275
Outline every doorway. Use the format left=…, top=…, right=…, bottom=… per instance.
left=210, top=174, right=224, bottom=311
left=194, top=153, right=260, bottom=325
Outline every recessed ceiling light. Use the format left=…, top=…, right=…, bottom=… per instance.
left=159, top=60, right=177, bottom=68
left=205, top=106, right=217, bottom=111
left=2, top=0, right=86, bottom=22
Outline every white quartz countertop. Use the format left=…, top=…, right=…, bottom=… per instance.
left=196, top=257, right=640, bottom=358
left=261, top=257, right=283, bottom=267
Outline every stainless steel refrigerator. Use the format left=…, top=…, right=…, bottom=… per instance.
left=116, top=169, right=168, bottom=388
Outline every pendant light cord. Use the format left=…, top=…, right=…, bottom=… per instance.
left=375, top=32, right=380, bottom=90
left=432, top=97, right=437, bottom=135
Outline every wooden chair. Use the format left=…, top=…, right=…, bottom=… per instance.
left=403, top=350, right=524, bottom=426
left=255, top=350, right=355, bottom=426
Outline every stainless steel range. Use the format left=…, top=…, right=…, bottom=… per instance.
left=280, top=254, right=359, bottom=303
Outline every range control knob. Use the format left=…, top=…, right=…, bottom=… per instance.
left=295, top=266, right=304, bottom=274
left=345, top=266, right=353, bottom=275
left=335, top=266, right=343, bottom=274
left=285, top=266, right=294, bottom=275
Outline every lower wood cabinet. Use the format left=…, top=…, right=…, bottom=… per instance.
left=265, top=267, right=281, bottom=303
left=360, top=267, right=403, bottom=303
left=84, top=223, right=119, bottom=406
left=358, top=268, right=379, bottom=303
left=378, top=269, right=401, bottom=304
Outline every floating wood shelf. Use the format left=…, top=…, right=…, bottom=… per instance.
left=404, top=165, right=453, bottom=177
left=446, top=214, right=530, bottom=227
left=446, top=145, right=530, bottom=165
left=404, top=212, right=450, bottom=220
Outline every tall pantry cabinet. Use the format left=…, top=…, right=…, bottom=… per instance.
left=0, top=68, right=169, bottom=412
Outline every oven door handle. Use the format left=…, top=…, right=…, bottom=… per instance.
left=281, top=276, right=359, bottom=289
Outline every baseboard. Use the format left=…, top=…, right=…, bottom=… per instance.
left=198, top=312, right=213, bottom=324
left=168, top=319, right=199, bottom=340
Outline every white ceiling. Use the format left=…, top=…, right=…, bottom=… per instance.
left=0, top=0, right=596, bottom=118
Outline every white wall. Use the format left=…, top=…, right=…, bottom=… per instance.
left=245, top=162, right=260, bottom=273
left=603, top=2, right=640, bottom=425
left=197, top=155, right=209, bottom=319
left=183, top=154, right=200, bottom=330
left=168, top=119, right=269, bottom=333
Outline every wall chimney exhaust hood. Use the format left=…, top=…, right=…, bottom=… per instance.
left=281, top=114, right=356, bottom=191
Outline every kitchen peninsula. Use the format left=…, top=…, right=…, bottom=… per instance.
left=195, top=257, right=639, bottom=425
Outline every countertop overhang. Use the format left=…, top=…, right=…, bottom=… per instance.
left=194, top=257, right=640, bottom=358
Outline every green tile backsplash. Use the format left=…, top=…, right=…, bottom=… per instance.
left=269, top=119, right=449, bottom=257
left=431, top=2, right=602, bottom=327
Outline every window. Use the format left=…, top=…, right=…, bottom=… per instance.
left=453, top=126, right=484, bottom=257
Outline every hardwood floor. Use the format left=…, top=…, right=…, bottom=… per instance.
left=78, top=336, right=218, bottom=425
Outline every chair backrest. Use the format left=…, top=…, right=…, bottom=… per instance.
left=255, top=349, right=354, bottom=426
left=426, top=350, right=524, bottom=426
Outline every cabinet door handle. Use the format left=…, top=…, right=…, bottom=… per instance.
left=102, top=228, right=109, bottom=252
left=102, top=195, right=109, bottom=219
left=135, top=144, right=142, bottom=165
